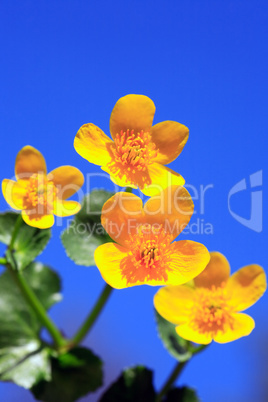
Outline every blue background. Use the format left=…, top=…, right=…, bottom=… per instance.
left=0, top=1, right=267, bottom=401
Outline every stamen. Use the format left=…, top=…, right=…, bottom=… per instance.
left=23, top=173, right=57, bottom=219
left=121, top=224, right=174, bottom=284
left=190, top=285, right=234, bottom=337
left=107, top=129, right=158, bottom=188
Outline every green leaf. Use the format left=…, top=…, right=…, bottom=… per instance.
left=155, top=310, right=192, bottom=362
left=0, top=262, right=62, bottom=388
left=0, top=212, right=51, bottom=270
left=163, top=386, right=199, bottom=402
left=31, top=347, right=103, bottom=402
left=61, top=190, right=114, bottom=266
left=0, top=342, right=51, bottom=389
left=100, top=366, right=156, bottom=402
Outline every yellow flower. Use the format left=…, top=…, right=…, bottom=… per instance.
left=94, top=186, right=210, bottom=289
left=154, top=252, right=266, bottom=344
left=74, top=94, right=189, bottom=196
left=2, top=146, right=84, bottom=229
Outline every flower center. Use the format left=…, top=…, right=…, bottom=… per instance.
left=121, top=224, right=174, bottom=284
left=23, top=173, right=57, bottom=218
left=191, top=285, right=234, bottom=337
left=108, top=129, right=158, bottom=188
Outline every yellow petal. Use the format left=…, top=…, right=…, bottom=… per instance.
left=166, top=240, right=210, bottom=285
left=194, top=252, right=230, bottom=289
left=94, top=242, right=132, bottom=289
left=101, top=192, right=144, bottom=247
left=22, top=210, right=54, bottom=229
left=110, top=95, right=155, bottom=140
left=48, top=166, right=84, bottom=199
left=154, top=285, right=195, bottom=325
left=2, top=179, right=25, bottom=210
left=74, top=123, right=113, bottom=166
left=142, top=163, right=185, bottom=197
left=102, top=165, right=138, bottom=189
left=151, top=121, right=189, bottom=164
left=226, top=264, right=266, bottom=311
left=95, top=242, right=183, bottom=288
left=54, top=199, right=81, bottom=217
left=144, top=185, right=193, bottom=240
left=15, top=146, right=46, bottom=180
left=176, top=323, right=212, bottom=344
left=213, top=313, right=255, bottom=343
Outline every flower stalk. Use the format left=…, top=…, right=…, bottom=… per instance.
left=71, top=284, right=113, bottom=347
left=156, top=361, right=188, bottom=402
left=6, top=214, right=67, bottom=349
left=156, top=344, right=208, bottom=401
left=9, top=213, right=23, bottom=251
left=7, top=263, right=67, bottom=348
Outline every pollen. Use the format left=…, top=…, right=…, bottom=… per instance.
left=190, top=285, right=235, bottom=337
left=108, top=129, right=158, bottom=188
left=23, top=173, right=57, bottom=219
left=121, top=224, right=174, bottom=284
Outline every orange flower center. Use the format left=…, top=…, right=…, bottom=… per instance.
left=121, top=224, right=174, bottom=284
left=23, top=173, right=57, bottom=218
left=108, top=129, right=158, bottom=188
left=191, top=285, right=234, bottom=337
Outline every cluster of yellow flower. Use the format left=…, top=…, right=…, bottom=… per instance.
left=2, top=94, right=266, bottom=345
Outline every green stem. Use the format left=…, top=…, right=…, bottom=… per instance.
left=125, top=186, right=133, bottom=193
left=0, top=257, right=7, bottom=265
left=71, top=284, right=113, bottom=347
left=6, top=214, right=66, bottom=349
left=156, top=361, right=188, bottom=402
left=9, top=214, right=23, bottom=251
left=7, top=264, right=67, bottom=348
left=191, top=344, right=208, bottom=355
left=156, top=344, right=208, bottom=401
